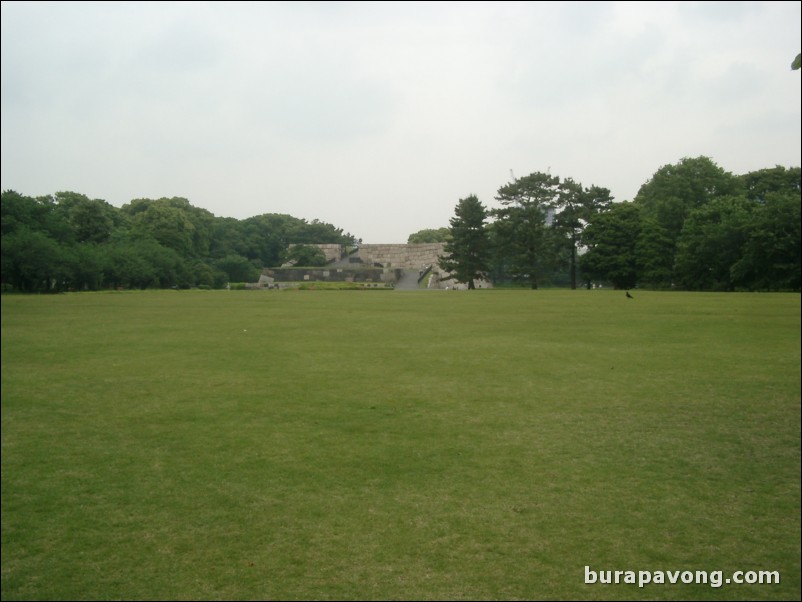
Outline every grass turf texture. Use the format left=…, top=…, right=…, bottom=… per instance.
left=1, top=289, right=799, bottom=601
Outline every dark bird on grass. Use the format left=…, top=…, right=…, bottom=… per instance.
left=626, top=291, right=634, bottom=299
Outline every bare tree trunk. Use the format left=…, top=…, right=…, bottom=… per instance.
left=570, top=243, right=577, bottom=290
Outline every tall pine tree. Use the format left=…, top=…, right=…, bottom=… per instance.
left=438, top=195, right=489, bottom=289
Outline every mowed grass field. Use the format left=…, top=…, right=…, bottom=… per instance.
left=1, top=289, right=800, bottom=601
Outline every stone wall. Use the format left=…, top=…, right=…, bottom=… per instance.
left=266, top=242, right=492, bottom=289
left=262, top=267, right=402, bottom=284
left=352, top=243, right=445, bottom=269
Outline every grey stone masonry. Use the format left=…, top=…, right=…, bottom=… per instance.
left=261, top=267, right=403, bottom=285
left=352, top=243, right=446, bottom=269
left=269, top=243, right=491, bottom=289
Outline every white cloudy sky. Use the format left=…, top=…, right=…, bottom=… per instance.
left=2, top=1, right=800, bottom=243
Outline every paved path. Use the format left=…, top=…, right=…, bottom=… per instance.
left=394, top=269, right=420, bottom=290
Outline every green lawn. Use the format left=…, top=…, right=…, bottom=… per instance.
left=1, top=289, right=800, bottom=600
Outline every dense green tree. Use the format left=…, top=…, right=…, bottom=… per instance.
left=120, top=196, right=217, bottom=258
left=104, top=240, right=158, bottom=289
left=103, top=237, right=190, bottom=289
left=579, top=202, right=641, bottom=289
left=293, top=218, right=350, bottom=245
left=552, top=180, right=613, bottom=289
left=407, top=228, right=450, bottom=243
left=120, top=198, right=154, bottom=216
left=493, top=172, right=560, bottom=289
left=286, top=244, right=328, bottom=267
left=674, top=197, right=755, bottom=291
left=125, top=200, right=196, bottom=256
left=69, top=243, right=107, bottom=290
left=1, top=191, right=74, bottom=244
left=739, top=166, right=800, bottom=202
left=485, top=221, right=512, bottom=285
left=209, top=216, right=248, bottom=259
left=0, top=226, right=69, bottom=292
left=160, top=197, right=216, bottom=257
left=215, top=254, right=259, bottom=284
left=2, top=189, right=358, bottom=291
left=191, top=260, right=228, bottom=289
left=2, top=191, right=116, bottom=291
left=635, top=218, right=675, bottom=288
left=438, top=195, right=489, bottom=289
left=2, top=190, right=46, bottom=235
left=234, top=214, right=352, bottom=268
left=634, top=156, right=742, bottom=245
left=239, top=214, right=291, bottom=267
left=731, top=192, right=801, bottom=290
left=55, top=191, right=116, bottom=244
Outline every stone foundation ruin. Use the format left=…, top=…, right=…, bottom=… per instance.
left=258, top=243, right=492, bottom=290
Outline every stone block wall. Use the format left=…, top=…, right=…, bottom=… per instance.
left=266, top=242, right=491, bottom=289
left=353, top=243, right=446, bottom=269
left=261, top=267, right=403, bottom=284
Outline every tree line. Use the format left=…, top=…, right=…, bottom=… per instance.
left=1, top=192, right=355, bottom=292
left=436, top=156, right=800, bottom=291
left=2, top=156, right=799, bottom=293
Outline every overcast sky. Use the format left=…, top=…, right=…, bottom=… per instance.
left=2, top=1, right=800, bottom=243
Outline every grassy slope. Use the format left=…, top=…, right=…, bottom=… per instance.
left=1, top=290, right=800, bottom=600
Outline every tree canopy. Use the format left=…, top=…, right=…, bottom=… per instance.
left=438, top=195, right=489, bottom=289
left=407, top=228, right=450, bottom=243
left=0, top=191, right=355, bottom=292
left=2, top=155, right=799, bottom=293
left=579, top=161, right=800, bottom=290
left=491, top=172, right=560, bottom=289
